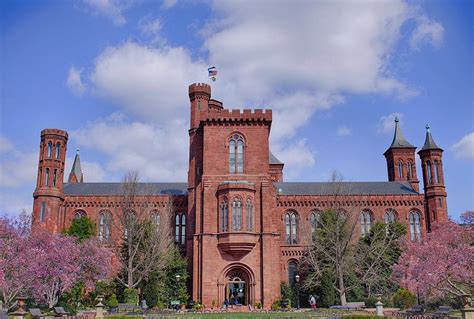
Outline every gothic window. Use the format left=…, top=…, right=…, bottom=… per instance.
left=229, top=133, right=244, bottom=174
left=359, top=210, right=372, bottom=237
left=246, top=198, right=253, bottom=231
left=220, top=199, right=228, bottom=232
left=55, top=143, right=60, bottom=159
left=47, top=142, right=52, bottom=158
left=52, top=169, right=57, bottom=187
left=384, top=209, right=397, bottom=223
left=98, top=211, right=112, bottom=242
left=285, top=211, right=298, bottom=244
left=175, top=213, right=186, bottom=245
left=288, top=261, right=297, bottom=286
left=74, top=210, right=87, bottom=219
left=40, top=202, right=46, bottom=222
left=398, top=160, right=403, bottom=178
left=409, top=211, right=422, bottom=241
left=434, top=160, right=439, bottom=183
left=427, top=161, right=432, bottom=185
left=232, top=198, right=242, bottom=231
left=45, top=168, right=49, bottom=186
left=310, top=210, right=321, bottom=238
left=407, top=161, right=413, bottom=179
left=152, top=211, right=161, bottom=227
left=124, top=211, right=136, bottom=240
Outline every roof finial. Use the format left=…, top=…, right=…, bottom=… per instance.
left=426, top=124, right=430, bottom=132
left=76, top=148, right=80, bottom=155
left=395, top=116, right=399, bottom=123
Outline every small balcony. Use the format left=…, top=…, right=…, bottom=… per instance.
left=217, top=232, right=258, bottom=258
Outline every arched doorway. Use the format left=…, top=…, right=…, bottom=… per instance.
left=218, top=264, right=255, bottom=306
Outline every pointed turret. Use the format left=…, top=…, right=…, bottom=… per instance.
left=68, top=149, right=83, bottom=183
left=418, top=124, right=447, bottom=229
left=383, top=117, right=419, bottom=191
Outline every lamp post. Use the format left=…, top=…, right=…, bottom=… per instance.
left=175, top=275, right=181, bottom=310
left=295, top=274, right=300, bottom=310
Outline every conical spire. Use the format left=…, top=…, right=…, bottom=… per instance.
left=388, top=117, right=415, bottom=149
left=68, top=149, right=83, bottom=183
left=420, top=124, right=442, bottom=151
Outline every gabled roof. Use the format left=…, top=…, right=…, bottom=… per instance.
left=275, top=181, right=418, bottom=195
left=64, top=182, right=188, bottom=196
left=387, top=117, right=415, bottom=149
left=420, top=124, right=442, bottom=151
left=269, top=151, right=283, bottom=165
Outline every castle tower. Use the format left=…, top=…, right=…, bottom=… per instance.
left=418, top=124, right=448, bottom=229
left=68, top=149, right=83, bottom=183
left=32, top=129, right=68, bottom=233
left=383, top=117, right=419, bottom=192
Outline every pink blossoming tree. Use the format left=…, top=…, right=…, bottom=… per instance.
left=392, top=221, right=473, bottom=300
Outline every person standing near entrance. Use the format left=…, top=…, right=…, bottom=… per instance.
left=309, top=295, right=316, bottom=310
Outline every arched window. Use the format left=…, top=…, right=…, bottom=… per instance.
left=288, top=261, right=297, bottom=286
left=175, top=213, right=186, bottom=245
left=52, top=169, right=57, bottom=187
left=47, top=142, right=52, bottom=158
left=229, top=133, right=244, bottom=173
left=310, top=211, right=321, bottom=237
left=407, top=161, right=413, bottom=179
left=398, top=160, right=403, bottom=178
left=220, top=199, right=228, bottom=232
left=152, top=211, right=161, bottom=227
left=55, top=143, right=60, bottom=159
left=98, top=211, right=112, bottom=242
left=285, top=211, right=298, bottom=244
left=409, top=211, right=422, bottom=241
left=360, top=210, right=372, bottom=237
left=427, top=161, right=432, bottom=185
left=384, top=209, right=397, bottom=223
left=434, top=160, right=439, bottom=184
left=40, top=202, right=46, bottom=222
left=45, top=168, right=50, bottom=186
left=246, top=198, right=253, bottom=231
left=232, top=198, right=242, bottom=231
left=74, top=210, right=87, bottom=219
left=124, top=211, right=136, bottom=239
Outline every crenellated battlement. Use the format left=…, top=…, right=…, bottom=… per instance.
left=189, top=82, right=211, bottom=97
left=200, top=108, right=272, bottom=123
left=41, top=128, right=68, bottom=139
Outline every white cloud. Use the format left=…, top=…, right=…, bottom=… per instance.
left=377, top=112, right=404, bottom=134
left=410, top=16, right=444, bottom=49
left=138, top=17, right=166, bottom=45
left=162, top=0, right=177, bottom=9
left=272, top=139, right=315, bottom=180
left=337, top=126, right=351, bottom=137
left=65, top=156, right=107, bottom=182
left=82, top=0, right=131, bottom=25
left=0, top=136, right=13, bottom=153
left=72, top=113, right=188, bottom=181
left=67, top=66, right=87, bottom=96
left=452, top=132, right=474, bottom=161
left=0, top=137, right=37, bottom=188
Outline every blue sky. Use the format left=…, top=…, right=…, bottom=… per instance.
left=0, top=0, right=472, bottom=220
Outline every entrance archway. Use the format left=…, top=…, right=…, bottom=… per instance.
left=218, top=263, right=255, bottom=307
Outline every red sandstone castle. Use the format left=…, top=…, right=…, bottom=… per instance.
left=32, top=83, right=448, bottom=307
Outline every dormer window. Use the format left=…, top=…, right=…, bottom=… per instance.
left=229, top=133, right=244, bottom=174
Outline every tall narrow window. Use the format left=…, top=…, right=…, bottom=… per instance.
left=55, top=143, right=60, bottom=159
left=232, top=199, right=242, bottom=231
left=427, top=161, right=432, bottom=185
left=384, top=209, right=396, bottom=223
left=47, top=142, right=52, bottom=158
left=434, top=161, right=439, bottom=183
left=285, top=212, right=298, bottom=244
left=409, top=211, right=422, bottom=241
left=407, top=162, right=413, bottom=179
left=45, top=168, right=50, bottom=186
left=229, top=134, right=244, bottom=173
left=220, top=199, right=228, bottom=231
left=246, top=198, right=253, bottom=231
left=360, top=210, right=372, bottom=237
left=52, top=169, right=57, bottom=187
left=98, top=211, right=112, bottom=242
left=152, top=212, right=161, bottom=227
left=40, top=202, right=46, bottom=222
left=175, top=213, right=186, bottom=245
left=310, top=211, right=320, bottom=236
left=398, top=161, right=403, bottom=178
left=288, top=261, right=297, bottom=286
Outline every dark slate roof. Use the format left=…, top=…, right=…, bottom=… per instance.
left=269, top=151, right=283, bottom=164
left=64, top=182, right=188, bottom=196
left=69, top=151, right=83, bottom=181
left=275, top=181, right=418, bottom=195
left=388, top=117, right=415, bottom=149
left=420, top=125, right=442, bottom=151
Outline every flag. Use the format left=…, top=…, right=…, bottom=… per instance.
left=208, top=66, right=217, bottom=81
